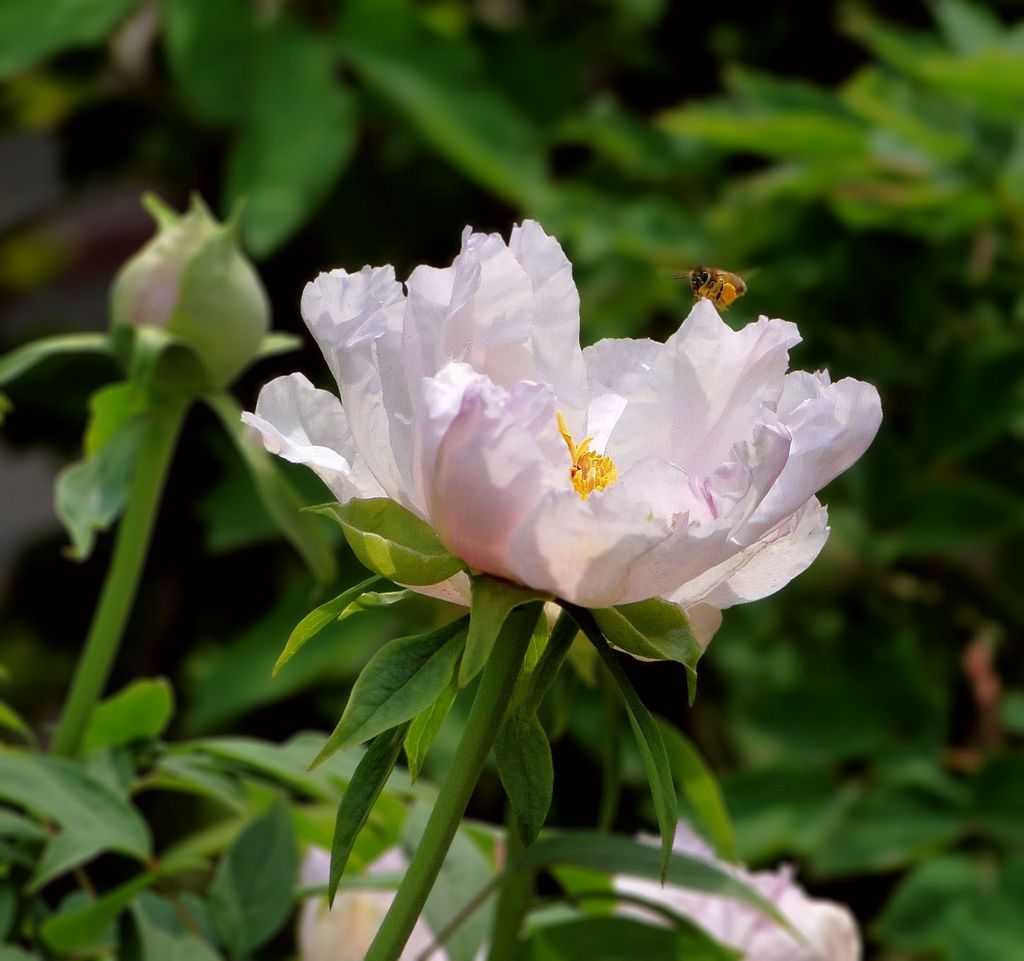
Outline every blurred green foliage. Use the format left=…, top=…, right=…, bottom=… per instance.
left=2, top=0, right=1024, bottom=958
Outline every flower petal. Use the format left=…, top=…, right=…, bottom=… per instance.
left=598, top=301, right=801, bottom=474
left=301, top=266, right=420, bottom=512
left=670, top=497, right=830, bottom=609
left=242, top=373, right=384, bottom=502
left=743, top=372, right=881, bottom=539
left=421, top=363, right=565, bottom=582
left=405, top=222, right=588, bottom=406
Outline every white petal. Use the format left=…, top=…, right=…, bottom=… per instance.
left=405, top=222, right=588, bottom=406
left=301, top=266, right=420, bottom=513
left=670, top=498, right=830, bottom=609
left=422, top=364, right=566, bottom=582
left=614, top=824, right=862, bottom=961
left=743, top=372, right=881, bottom=537
left=506, top=486, right=678, bottom=608
left=599, top=301, right=801, bottom=475
left=242, top=373, right=384, bottom=502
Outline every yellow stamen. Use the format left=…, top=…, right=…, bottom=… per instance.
left=557, top=411, right=618, bottom=500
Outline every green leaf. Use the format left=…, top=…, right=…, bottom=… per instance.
left=933, top=0, right=1002, bottom=55
left=657, top=720, right=737, bottom=862
left=463, top=574, right=549, bottom=687
left=41, top=873, right=153, bottom=953
left=208, top=798, right=298, bottom=959
left=0, top=333, right=111, bottom=385
left=0, top=884, right=14, bottom=941
left=131, top=892, right=225, bottom=961
left=82, top=678, right=175, bottom=752
left=337, top=0, right=548, bottom=206
left=83, top=381, right=148, bottom=457
left=273, top=575, right=386, bottom=676
left=0, top=808, right=47, bottom=842
left=0, top=948, right=41, bottom=961
left=0, top=699, right=34, bottom=744
left=514, top=832, right=788, bottom=927
left=591, top=598, right=703, bottom=703
left=495, top=713, right=553, bottom=846
left=405, top=673, right=458, bottom=782
left=146, top=754, right=247, bottom=813
left=206, top=392, right=337, bottom=584
left=0, top=752, right=150, bottom=889
left=574, top=608, right=677, bottom=881
left=226, top=21, right=357, bottom=257
left=161, top=0, right=256, bottom=124
left=526, top=915, right=739, bottom=961
left=311, top=498, right=464, bottom=586
left=253, top=332, right=301, bottom=361
left=55, top=413, right=147, bottom=560
left=313, top=618, right=467, bottom=766
left=328, top=723, right=409, bottom=905
left=0, top=0, right=140, bottom=79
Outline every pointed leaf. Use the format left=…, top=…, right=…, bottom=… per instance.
left=0, top=752, right=150, bottom=889
left=514, top=831, right=789, bottom=927
left=462, top=574, right=549, bottom=687
left=55, top=414, right=147, bottom=560
left=313, top=618, right=467, bottom=766
left=0, top=0, right=140, bottom=79
left=658, top=719, right=737, bottom=862
left=273, top=575, right=386, bottom=675
left=572, top=608, right=677, bottom=881
left=0, top=333, right=110, bottom=387
left=311, top=498, right=464, bottom=585
left=82, top=678, right=175, bottom=752
left=208, top=798, right=298, bottom=958
left=592, top=598, right=703, bottom=703
left=328, top=722, right=409, bottom=905
left=405, top=673, right=458, bottom=782
left=495, top=713, right=553, bottom=846
left=41, top=873, right=153, bottom=953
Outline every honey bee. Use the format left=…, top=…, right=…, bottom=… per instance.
left=684, top=266, right=747, bottom=310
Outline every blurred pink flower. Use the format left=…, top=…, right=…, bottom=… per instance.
left=616, top=823, right=861, bottom=960
left=246, top=222, right=880, bottom=638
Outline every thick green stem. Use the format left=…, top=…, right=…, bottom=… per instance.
left=485, top=807, right=531, bottom=961
left=365, top=603, right=542, bottom=961
left=50, top=400, right=187, bottom=757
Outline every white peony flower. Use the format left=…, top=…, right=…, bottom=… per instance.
left=615, top=823, right=862, bottom=960
left=245, top=222, right=880, bottom=634
left=298, top=847, right=443, bottom=961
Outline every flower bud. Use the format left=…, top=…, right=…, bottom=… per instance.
left=111, top=193, right=270, bottom=389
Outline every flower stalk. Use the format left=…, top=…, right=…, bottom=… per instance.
left=49, top=398, right=187, bottom=757
left=364, top=603, right=542, bottom=961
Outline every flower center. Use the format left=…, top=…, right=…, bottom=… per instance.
left=557, top=412, right=618, bottom=500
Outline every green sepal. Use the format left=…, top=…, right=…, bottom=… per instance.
left=658, top=718, right=738, bottom=863
left=571, top=607, right=678, bottom=882
left=495, top=712, right=553, bottom=846
left=310, top=498, right=465, bottom=585
left=312, top=617, right=468, bottom=767
left=462, top=574, right=550, bottom=687
left=405, top=673, right=458, bottom=782
left=273, top=575, right=387, bottom=676
left=328, top=722, right=409, bottom=907
left=591, top=597, right=703, bottom=704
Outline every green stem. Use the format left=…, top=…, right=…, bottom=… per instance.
left=485, top=807, right=531, bottom=961
left=50, top=400, right=187, bottom=757
left=365, top=602, right=542, bottom=961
